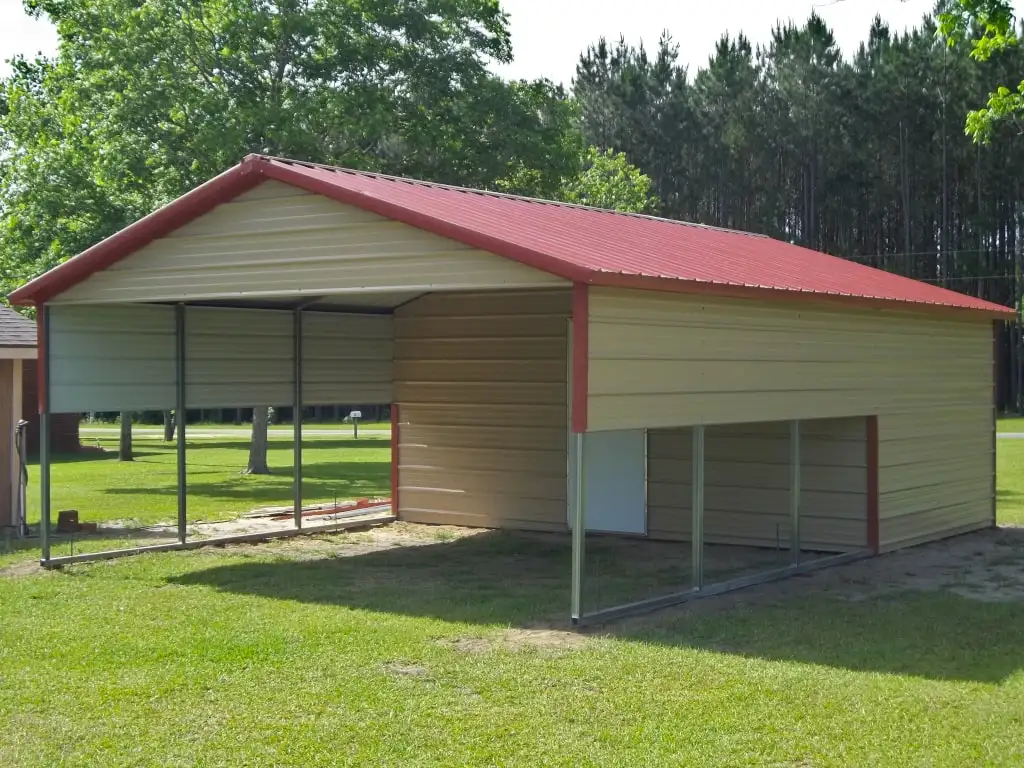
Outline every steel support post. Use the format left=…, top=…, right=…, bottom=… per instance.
left=570, top=431, right=586, bottom=625
left=692, top=425, right=705, bottom=590
left=39, top=305, right=51, bottom=565
left=790, top=419, right=801, bottom=565
left=39, top=411, right=51, bottom=564
left=175, top=304, right=187, bottom=544
left=293, top=308, right=303, bottom=530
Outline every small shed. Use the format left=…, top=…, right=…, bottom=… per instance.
left=0, top=307, right=36, bottom=532
left=9, top=155, right=1013, bottom=621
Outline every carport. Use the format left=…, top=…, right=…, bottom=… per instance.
left=10, top=155, right=1013, bottom=623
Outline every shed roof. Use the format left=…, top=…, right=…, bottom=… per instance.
left=0, top=306, right=36, bottom=348
left=9, top=154, right=1014, bottom=318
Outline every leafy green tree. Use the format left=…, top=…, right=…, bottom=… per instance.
left=939, top=0, right=1023, bottom=141
left=1, top=0, right=583, bottom=471
left=559, top=147, right=658, bottom=213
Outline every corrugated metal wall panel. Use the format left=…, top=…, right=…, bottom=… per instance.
left=49, top=304, right=176, bottom=412
left=589, top=288, right=993, bottom=550
left=186, top=307, right=394, bottom=408
left=646, top=419, right=867, bottom=551
left=302, top=312, right=393, bottom=405
left=186, top=307, right=293, bottom=407
left=51, top=180, right=566, bottom=304
left=394, top=289, right=571, bottom=530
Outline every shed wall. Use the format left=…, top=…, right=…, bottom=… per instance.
left=393, top=289, right=571, bottom=530
left=0, top=360, right=14, bottom=528
left=50, top=180, right=566, bottom=304
left=646, top=419, right=867, bottom=551
left=588, top=288, right=993, bottom=550
left=47, top=304, right=393, bottom=413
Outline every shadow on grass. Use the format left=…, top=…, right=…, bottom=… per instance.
left=169, top=528, right=1024, bottom=683
left=98, top=461, right=389, bottom=505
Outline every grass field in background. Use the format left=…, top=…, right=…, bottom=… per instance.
left=28, top=434, right=390, bottom=527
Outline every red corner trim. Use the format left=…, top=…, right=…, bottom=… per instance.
left=391, top=403, right=400, bottom=517
left=866, top=415, right=880, bottom=552
left=37, top=305, right=48, bottom=414
left=9, top=161, right=264, bottom=306
left=571, top=284, right=589, bottom=433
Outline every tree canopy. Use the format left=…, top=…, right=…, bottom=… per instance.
left=939, top=0, right=1022, bottom=141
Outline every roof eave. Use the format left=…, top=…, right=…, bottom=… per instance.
left=588, top=272, right=1016, bottom=321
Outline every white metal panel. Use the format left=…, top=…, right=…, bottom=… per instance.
left=185, top=307, right=292, bottom=407
left=48, top=304, right=176, bottom=412
left=302, top=312, right=393, bottom=405
left=52, top=180, right=567, bottom=304
left=569, top=429, right=646, bottom=534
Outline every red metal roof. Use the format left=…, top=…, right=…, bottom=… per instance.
left=9, top=154, right=1014, bottom=318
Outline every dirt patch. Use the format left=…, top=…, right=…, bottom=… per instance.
left=638, top=526, right=1024, bottom=623
left=0, top=560, right=45, bottom=579
left=440, top=627, right=592, bottom=654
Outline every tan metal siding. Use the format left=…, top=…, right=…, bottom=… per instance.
left=646, top=419, right=867, bottom=551
left=589, top=287, right=993, bottom=550
left=52, top=180, right=566, bottom=304
left=187, top=307, right=394, bottom=408
left=185, top=307, right=293, bottom=407
left=394, top=289, right=570, bottom=529
left=48, top=304, right=176, bottom=412
left=302, top=312, right=393, bottom=405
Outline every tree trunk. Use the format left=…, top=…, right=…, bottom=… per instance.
left=163, top=410, right=176, bottom=441
left=119, top=412, right=133, bottom=461
left=245, top=406, right=271, bottom=475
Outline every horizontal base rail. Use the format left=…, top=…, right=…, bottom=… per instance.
left=41, top=514, right=395, bottom=568
left=574, top=548, right=873, bottom=627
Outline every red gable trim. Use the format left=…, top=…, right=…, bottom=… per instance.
left=9, top=162, right=263, bottom=306
left=8, top=154, right=1016, bottom=321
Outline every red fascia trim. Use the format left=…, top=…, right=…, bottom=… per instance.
left=588, top=272, right=1015, bottom=321
left=260, top=162, right=592, bottom=284
left=866, top=415, right=880, bottom=553
left=391, top=403, right=400, bottom=518
left=36, top=306, right=47, bottom=414
left=8, top=162, right=264, bottom=306
left=571, top=284, right=589, bottom=433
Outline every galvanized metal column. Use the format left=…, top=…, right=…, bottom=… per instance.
left=570, top=432, right=586, bottom=624
left=293, top=308, right=303, bottom=530
left=39, top=305, right=51, bottom=565
left=790, top=419, right=801, bottom=565
left=175, top=304, right=187, bottom=544
left=691, top=425, right=705, bottom=590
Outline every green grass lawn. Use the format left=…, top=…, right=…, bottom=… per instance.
left=0, top=437, right=1023, bottom=765
left=29, top=434, right=390, bottom=528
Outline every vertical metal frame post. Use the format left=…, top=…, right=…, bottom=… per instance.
left=38, top=305, right=51, bottom=564
left=790, top=420, right=801, bottom=565
left=691, top=425, right=705, bottom=590
left=293, top=308, right=303, bottom=530
left=175, top=304, right=187, bottom=544
left=570, top=432, right=586, bottom=625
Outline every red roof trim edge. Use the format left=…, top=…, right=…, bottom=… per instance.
left=9, top=162, right=263, bottom=306
left=590, top=272, right=1015, bottom=320
left=7, top=154, right=1016, bottom=320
